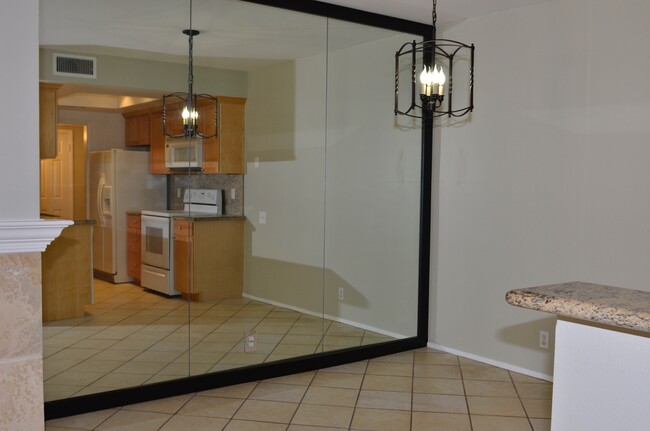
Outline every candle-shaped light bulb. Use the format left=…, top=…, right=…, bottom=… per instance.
left=191, top=109, right=198, bottom=121
left=419, top=66, right=430, bottom=96
left=437, top=66, right=446, bottom=96
left=182, top=106, right=190, bottom=125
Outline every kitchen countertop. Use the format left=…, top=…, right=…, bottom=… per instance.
left=128, top=211, right=244, bottom=221
left=505, top=281, right=650, bottom=333
left=41, top=215, right=96, bottom=225
left=173, top=215, right=245, bottom=221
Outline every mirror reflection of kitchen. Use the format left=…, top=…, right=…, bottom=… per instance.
left=41, top=0, right=421, bottom=402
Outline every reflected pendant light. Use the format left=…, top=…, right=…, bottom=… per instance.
left=163, top=0, right=218, bottom=138
left=394, top=0, right=475, bottom=118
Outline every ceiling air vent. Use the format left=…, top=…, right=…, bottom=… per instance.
left=53, top=53, right=97, bottom=79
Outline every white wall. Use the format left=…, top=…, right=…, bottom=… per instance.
left=434, top=0, right=650, bottom=377
left=0, top=0, right=39, bottom=220
left=551, top=320, right=650, bottom=430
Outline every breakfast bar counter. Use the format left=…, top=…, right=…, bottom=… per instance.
left=506, top=281, right=650, bottom=333
left=506, top=282, right=650, bottom=431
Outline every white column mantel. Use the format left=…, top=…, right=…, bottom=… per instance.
left=0, top=219, right=74, bottom=254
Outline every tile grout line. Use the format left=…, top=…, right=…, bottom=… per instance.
left=458, top=355, right=475, bottom=431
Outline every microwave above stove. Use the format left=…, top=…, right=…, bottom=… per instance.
left=165, top=137, right=203, bottom=169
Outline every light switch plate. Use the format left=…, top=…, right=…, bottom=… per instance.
left=259, top=211, right=267, bottom=224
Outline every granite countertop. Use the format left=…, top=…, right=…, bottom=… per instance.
left=506, top=281, right=650, bottom=333
left=173, top=215, right=245, bottom=221
left=41, top=215, right=96, bottom=225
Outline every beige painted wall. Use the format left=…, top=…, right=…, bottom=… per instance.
left=324, top=31, right=420, bottom=337
left=40, top=48, right=247, bottom=97
left=434, top=0, right=650, bottom=377
left=244, top=55, right=328, bottom=318
left=244, top=29, right=421, bottom=337
left=59, top=109, right=127, bottom=152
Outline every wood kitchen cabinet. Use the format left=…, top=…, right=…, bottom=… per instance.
left=173, top=218, right=243, bottom=302
left=124, top=111, right=150, bottom=147
left=122, top=96, right=246, bottom=174
left=39, top=83, right=61, bottom=159
left=148, top=111, right=167, bottom=174
left=127, top=213, right=142, bottom=283
left=42, top=221, right=93, bottom=321
left=204, top=96, right=246, bottom=174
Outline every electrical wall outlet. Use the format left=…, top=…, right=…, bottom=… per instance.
left=230, top=188, right=236, bottom=200
left=245, top=331, right=257, bottom=352
left=258, top=211, right=267, bottom=225
left=254, top=156, right=260, bottom=168
left=338, top=287, right=344, bottom=301
left=539, top=330, right=549, bottom=349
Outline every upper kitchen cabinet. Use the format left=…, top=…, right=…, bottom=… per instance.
left=207, top=97, right=246, bottom=174
left=149, top=111, right=166, bottom=174
left=39, top=83, right=61, bottom=159
left=123, top=96, right=246, bottom=175
left=123, top=110, right=150, bottom=147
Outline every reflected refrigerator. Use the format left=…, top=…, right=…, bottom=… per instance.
left=89, top=149, right=166, bottom=283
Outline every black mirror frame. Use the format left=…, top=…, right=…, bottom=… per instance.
left=45, top=0, right=433, bottom=419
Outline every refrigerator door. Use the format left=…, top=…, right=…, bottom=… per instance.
left=89, top=150, right=116, bottom=275
left=89, top=151, right=105, bottom=272
left=103, top=150, right=116, bottom=275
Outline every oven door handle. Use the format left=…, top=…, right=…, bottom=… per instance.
left=142, top=268, right=166, bottom=278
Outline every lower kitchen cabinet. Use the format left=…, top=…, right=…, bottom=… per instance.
left=127, top=213, right=142, bottom=283
left=42, top=221, right=93, bottom=321
left=173, top=218, right=243, bottom=302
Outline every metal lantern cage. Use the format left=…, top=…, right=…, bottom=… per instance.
left=394, top=38, right=475, bottom=118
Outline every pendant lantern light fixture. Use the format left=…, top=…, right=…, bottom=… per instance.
left=163, top=0, right=218, bottom=138
left=394, top=0, right=475, bottom=118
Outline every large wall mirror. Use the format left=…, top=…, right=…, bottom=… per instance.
left=39, top=0, right=428, bottom=418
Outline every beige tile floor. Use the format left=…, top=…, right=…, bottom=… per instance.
left=43, top=280, right=393, bottom=402
left=45, top=348, right=552, bottom=431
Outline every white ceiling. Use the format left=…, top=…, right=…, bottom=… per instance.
left=41, top=0, right=551, bottom=64
left=42, top=0, right=549, bottom=106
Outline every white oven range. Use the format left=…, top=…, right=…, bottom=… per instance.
left=140, top=188, right=223, bottom=296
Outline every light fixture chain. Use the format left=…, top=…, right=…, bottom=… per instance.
left=432, top=0, right=437, bottom=27
left=188, top=0, right=194, bottom=110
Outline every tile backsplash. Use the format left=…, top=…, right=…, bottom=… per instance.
left=169, top=174, right=243, bottom=216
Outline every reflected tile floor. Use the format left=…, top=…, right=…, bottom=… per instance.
left=45, top=348, right=553, bottom=431
left=43, top=280, right=393, bottom=401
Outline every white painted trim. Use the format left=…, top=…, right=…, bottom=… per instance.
left=0, top=219, right=73, bottom=254
left=427, top=341, right=554, bottom=382
left=242, top=293, right=408, bottom=340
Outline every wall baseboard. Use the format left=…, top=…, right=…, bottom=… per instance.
left=242, top=293, right=408, bottom=340
left=427, top=341, right=553, bottom=382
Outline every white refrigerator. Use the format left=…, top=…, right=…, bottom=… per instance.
left=89, top=149, right=166, bottom=283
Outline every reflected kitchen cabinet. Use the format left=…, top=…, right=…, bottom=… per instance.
left=122, top=97, right=245, bottom=174
left=42, top=221, right=94, bottom=321
left=39, top=83, right=61, bottom=159
left=149, top=111, right=167, bottom=174
left=206, top=96, right=246, bottom=174
left=124, top=111, right=150, bottom=147
left=173, top=218, right=243, bottom=302
left=126, top=213, right=142, bottom=283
